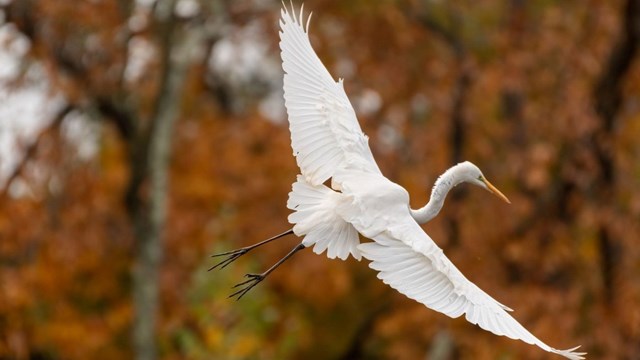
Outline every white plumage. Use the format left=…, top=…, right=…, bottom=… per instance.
left=279, top=3, right=585, bottom=359
left=287, top=175, right=361, bottom=260
left=280, top=4, right=381, bottom=187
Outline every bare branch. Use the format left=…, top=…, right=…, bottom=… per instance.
left=594, top=0, right=640, bottom=129
left=0, top=104, right=73, bottom=199
left=407, top=10, right=465, bottom=58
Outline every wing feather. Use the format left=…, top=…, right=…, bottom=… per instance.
left=280, top=4, right=381, bottom=185
left=358, top=218, right=585, bottom=360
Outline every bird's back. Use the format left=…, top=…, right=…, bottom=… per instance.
left=334, top=170, right=411, bottom=239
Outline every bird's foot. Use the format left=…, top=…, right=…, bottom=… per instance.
left=228, top=273, right=265, bottom=300
left=208, top=247, right=250, bottom=271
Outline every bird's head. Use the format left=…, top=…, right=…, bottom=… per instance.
left=457, top=161, right=511, bottom=204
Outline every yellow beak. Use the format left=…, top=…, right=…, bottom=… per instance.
left=482, top=178, right=511, bottom=204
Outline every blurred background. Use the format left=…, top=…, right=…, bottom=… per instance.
left=1, top=0, right=639, bottom=359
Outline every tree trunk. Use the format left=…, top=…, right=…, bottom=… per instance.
left=592, top=0, right=640, bottom=304
left=131, top=1, right=201, bottom=358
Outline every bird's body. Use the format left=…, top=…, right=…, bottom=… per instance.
left=211, top=4, right=585, bottom=359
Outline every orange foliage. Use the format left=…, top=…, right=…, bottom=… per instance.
left=2, top=0, right=640, bottom=359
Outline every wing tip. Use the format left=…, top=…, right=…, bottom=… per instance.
left=280, top=1, right=312, bottom=35
left=550, top=345, right=586, bottom=360
left=306, top=11, right=313, bottom=33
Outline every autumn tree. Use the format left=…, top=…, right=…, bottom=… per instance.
left=1, top=0, right=640, bottom=359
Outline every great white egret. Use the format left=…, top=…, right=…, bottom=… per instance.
left=211, top=4, right=585, bottom=359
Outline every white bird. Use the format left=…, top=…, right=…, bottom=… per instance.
left=211, top=4, right=585, bottom=359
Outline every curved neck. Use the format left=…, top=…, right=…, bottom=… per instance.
left=410, top=165, right=463, bottom=224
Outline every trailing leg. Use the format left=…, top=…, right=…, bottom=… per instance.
left=209, top=229, right=294, bottom=271
left=229, top=242, right=306, bottom=300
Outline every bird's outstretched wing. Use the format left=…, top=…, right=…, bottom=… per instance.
left=358, top=218, right=585, bottom=360
left=279, top=4, right=381, bottom=186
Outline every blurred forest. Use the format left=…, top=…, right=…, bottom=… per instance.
left=1, top=0, right=640, bottom=359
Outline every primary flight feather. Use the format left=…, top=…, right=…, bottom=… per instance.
left=211, top=4, right=585, bottom=359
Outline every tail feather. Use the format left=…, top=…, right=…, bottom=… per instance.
left=287, top=175, right=361, bottom=260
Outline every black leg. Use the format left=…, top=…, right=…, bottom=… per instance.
left=208, top=229, right=294, bottom=271
left=229, top=242, right=306, bottom=300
